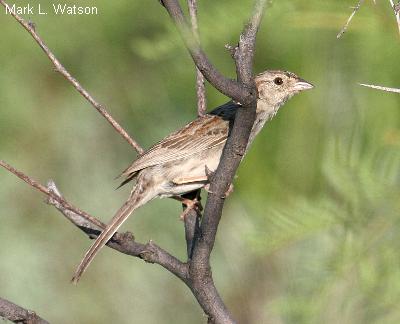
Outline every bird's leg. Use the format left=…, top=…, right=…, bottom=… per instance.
left=204, top=165, right=234, bottom=198
left=172, top=196, right=203, bottom=221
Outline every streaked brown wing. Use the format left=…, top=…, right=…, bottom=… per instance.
left=120, top=115, right=229, bottom=177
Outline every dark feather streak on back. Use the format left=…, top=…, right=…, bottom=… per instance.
left=209, top=101, right=241, bottom=134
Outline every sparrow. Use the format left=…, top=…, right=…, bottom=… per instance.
left=72, top=70, right=313, bottom=283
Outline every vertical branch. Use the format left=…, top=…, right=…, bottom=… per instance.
left=182, top=190, right=202, bottom=259
left=188, top=0, right=207, bottom=116
left=184, top=0, right=205, bottom=261
left=186, top=1, right=268, bottom=322
left=234, top=0, right=269, bottom=84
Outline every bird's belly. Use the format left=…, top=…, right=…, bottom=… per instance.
left=157, top=144, right=223, bottom=197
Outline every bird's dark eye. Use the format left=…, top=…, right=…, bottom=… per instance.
left=274, top=77, right=283, bottom=85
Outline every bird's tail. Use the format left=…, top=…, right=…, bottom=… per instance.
left=71, top=190, right=147, bottom=284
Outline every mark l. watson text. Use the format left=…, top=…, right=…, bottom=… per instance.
left=5, top=3, right=98, bottom=15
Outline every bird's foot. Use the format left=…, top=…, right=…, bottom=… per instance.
left=172, top=196, right=203, bottom=221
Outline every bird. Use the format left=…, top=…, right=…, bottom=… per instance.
left=72, top=70, right=313, bottom=283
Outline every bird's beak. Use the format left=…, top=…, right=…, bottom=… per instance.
left=293, top=78, right=314, bottom=92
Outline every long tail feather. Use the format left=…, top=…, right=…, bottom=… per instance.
left=72, top=196, right=141, bottom=284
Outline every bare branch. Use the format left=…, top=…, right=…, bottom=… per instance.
left=181, top=190, right=202, bottom=259
left=337, top=0, right=365, bottom=39
left=0, top=0, right=144, bottom=155
left=0, top=160, right=106, bottom=229
left=0, top=297, right=49, bottom=324
left=184, top=0, right=204, bottom=260
left=235, top=0, right=270, bottom=84
left=187, top=0, right=207, bottom=116
left=47, top=185, right=189, bottom=281
left=389, top=0, right=400, bottom=35
left=0, top=161, right=188, bottom=280
left=160, top=0, right=251, bottom=104
left=359, top=83, right=400, bottom=93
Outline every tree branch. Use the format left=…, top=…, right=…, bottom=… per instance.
left=0, top=297, right=49, bottom=324
left=337, top=0, right=365, bottom=39
left=175, top=1, right=268, bottom=322
left=0, top=0, right=144, bottom=155
left=0, top=162, right=188, bottom=281
left=160, top=0, right=253, bottom=104
left=359, top=82, right=400, bottom=93
left=187, top=0, right=207, bottom=117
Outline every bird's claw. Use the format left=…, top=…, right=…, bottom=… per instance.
left=179, top=197, right=203, bottom=221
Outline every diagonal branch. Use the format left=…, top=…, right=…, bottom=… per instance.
left=0, top=0, right=144, bottom=155
left=0, top=161, right=188, bottom=281
left=0, top=297, right=49, bottom=324
left=359, top=82, right=400, bottom=93
left=337, top=0, right=365, bottom=39
left=160, top=0, right=252, bottom=104
left=0, top=160, right=106, bottom=229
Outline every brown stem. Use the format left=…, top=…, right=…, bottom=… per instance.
left=0, top=0, right=144, bottom=154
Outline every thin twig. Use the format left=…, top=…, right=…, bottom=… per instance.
left=188, top=0, right=207, bottom=116
left=359, top=83, right=400, bottom=93
left=337, top=0, right=365, bottom=39
left=0, top=297, right=49, bottom=324
left=0, top=0, right=144, bottom=155
left=389, top=0, right=400, bottom=35
left=0, top=160, right=106, bottom=229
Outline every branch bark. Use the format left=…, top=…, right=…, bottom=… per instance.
left=187, top=0, right=207, bottom=117
left=0, top=297, right=49, bottom=324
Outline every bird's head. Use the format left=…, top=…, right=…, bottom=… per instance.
left=254, top=70, right=313, bottom=108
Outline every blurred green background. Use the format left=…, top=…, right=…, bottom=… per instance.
left=1, top=0, right=399, bottom=323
